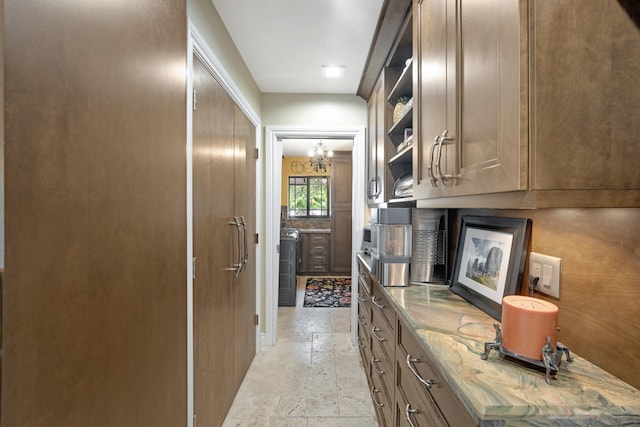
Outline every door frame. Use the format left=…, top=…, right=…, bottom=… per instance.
left=265, top=126, right=366, bottom=347
left=187, top=21, right=262, bottom=427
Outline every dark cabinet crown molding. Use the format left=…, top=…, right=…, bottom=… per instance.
left=357, top=0, right=411, bottom=100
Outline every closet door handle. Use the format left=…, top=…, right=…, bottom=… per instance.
left=427, top=135, right=440, bottom=187
left=239, top=216, right=248, bottom=273
left=226, top=217, right=242, bottom=277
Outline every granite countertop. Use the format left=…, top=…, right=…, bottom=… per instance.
left=357, top=254, right=640, bottom=426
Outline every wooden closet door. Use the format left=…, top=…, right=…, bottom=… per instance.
left=192, top=55, right=236, bottom=427
left=232, top=105, right=257, bottom=388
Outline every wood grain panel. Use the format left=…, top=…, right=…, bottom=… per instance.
left=331, top=152, right=353, bottom=274
left=232, top=105, right=257, bottom=390
left=4, top=2, right=187, bottom=426
left=531, top=0, right=640, bottom=190
left=456, top=208, right=640, bottom=389
left=193, top=56, right=236, bottom=427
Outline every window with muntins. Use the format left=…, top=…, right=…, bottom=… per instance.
left=288, top=176, right=329, bottom=217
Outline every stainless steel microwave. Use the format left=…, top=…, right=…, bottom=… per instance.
left=361, top=227, right=372, bottom=255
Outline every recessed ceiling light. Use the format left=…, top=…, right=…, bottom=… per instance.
left=321, top=66, right=345, bottom=78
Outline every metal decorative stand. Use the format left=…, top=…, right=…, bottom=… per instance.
left=481, top=324, right=573, bottom=385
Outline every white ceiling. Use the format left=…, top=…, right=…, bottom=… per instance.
left=211, top=0, right=384, bottom=94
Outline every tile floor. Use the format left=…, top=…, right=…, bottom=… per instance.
left=222, top=276, right=378, bottom=427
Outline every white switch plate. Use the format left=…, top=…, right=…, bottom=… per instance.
left=529, top=252, right=562, bottom=298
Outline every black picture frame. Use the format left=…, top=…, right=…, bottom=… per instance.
left=449, top=216, right=531, bottom=321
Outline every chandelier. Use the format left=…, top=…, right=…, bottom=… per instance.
left=308, top=142, right=333, bottom=172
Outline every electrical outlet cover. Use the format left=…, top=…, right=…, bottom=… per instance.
left=529, top=252, right=562, bottom=298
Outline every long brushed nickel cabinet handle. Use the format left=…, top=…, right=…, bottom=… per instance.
left=428, top=134, right=440, bottom=187
left=405, top=404, right=420, bottom=427
left=226, top=217, right=242, bottom=277
left=371, top=356, right=385, bottom=375
left=371, top=325, right=385, bottom=342
left=239, top=216, right=248, bottom=273
left=435, top=129, right=454, bottom=186
left=370, top=386, right=384, bottom=408
left=406, top=354, right=435, bottom=389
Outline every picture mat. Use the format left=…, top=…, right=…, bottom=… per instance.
left=458, top=227, right=513, bottom=304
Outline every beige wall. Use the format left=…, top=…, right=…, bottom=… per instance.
left=187, top=0, right=262, bottom=118
left=262, top=93, right=366, bottom=127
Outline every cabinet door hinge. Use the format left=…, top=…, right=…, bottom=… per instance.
left=255, top=233, right=259, bottom=244
left=254, top=148, right=259, bottom=159
left=254, top=314, right=259, bottom=325
left=192, top=257, right=197, bottom=279
left=192, top=89, right=197, bottom=111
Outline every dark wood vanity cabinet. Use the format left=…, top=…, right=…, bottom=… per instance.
left=370, top=285, right=396, bottom=426
left=396, top=316, right=475, bottom=427
left=358, top=255, right=474, bottom=427
left=300, top=232, right=330, bottom=274
left=357, top=267, right=372, bottom=367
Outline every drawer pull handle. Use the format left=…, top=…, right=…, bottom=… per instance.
left=370, top=386, right=384, bottom=408
left=372, top=296, right=385, bottom=309
left=406, top=404, right=420, bottom=427
left=407, top=354, right=436, bottom=389
left=371, top=326, right=385, bottom=342
left=371, top=356, right=385, bottom=375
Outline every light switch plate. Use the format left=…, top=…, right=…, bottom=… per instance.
left=529, top=252, right=562, bottom=298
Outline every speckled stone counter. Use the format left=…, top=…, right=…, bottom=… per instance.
left=358, top=254, right=640, bottom=426
left=298, top=228, right=331, bottom=233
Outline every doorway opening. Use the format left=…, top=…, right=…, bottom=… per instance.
left=265, top=127, right=366, bottom=348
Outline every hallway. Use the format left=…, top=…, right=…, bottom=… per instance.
left=222, top=277, right=378, bottom=426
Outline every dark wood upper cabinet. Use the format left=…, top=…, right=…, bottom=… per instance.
left=364, top=0, right=640, bottom=208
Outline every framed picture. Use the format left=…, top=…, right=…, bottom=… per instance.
left=450, top=216, right=531, bottom=321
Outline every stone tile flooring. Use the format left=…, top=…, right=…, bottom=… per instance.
left=223, top=276, right=378, bottom=427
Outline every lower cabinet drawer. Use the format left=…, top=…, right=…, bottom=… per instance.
left=371, top=336, right=394, bottom=405
left=370, top=365, right=393, bottom=427
left=396, top=350, right=448, bottom=427
left=358, top=317, right=371, bottom=365
left=396, top=318, right=476, bottom=426
left=308, top=262, right=328, bottom=272
left=371, top=282, right=396, bottom=332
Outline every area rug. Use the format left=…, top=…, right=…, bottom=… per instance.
left=303, top=277, right=351, bottom=307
